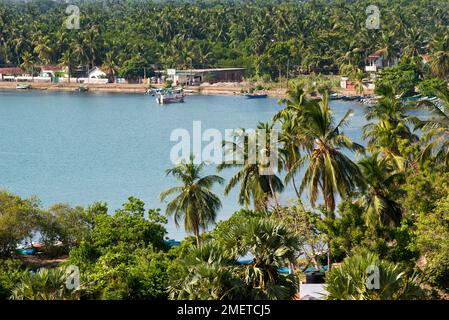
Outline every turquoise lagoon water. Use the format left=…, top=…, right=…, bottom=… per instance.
left=0, top=90, right=368, bottom=239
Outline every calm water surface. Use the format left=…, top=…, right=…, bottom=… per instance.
left=0, top=90, right=368, bottom=239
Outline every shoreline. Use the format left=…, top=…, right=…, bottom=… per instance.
left=0, top=82, right=370, bottom=99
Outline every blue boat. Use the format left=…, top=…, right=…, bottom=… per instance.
left=19, top=247, right=37, bottom=255
left=245, top=93, right=268, bottom=99
left=164, top=239, right=181, bottom=247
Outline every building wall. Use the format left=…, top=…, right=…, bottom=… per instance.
left=207, top=70, right=244, bottom=82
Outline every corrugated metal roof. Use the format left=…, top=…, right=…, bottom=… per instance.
left=0, top=67, right=24, bottom=74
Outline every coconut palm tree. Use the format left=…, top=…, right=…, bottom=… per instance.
left=102, top=51, right=119, bottom=83
left=429, top=34, right=449, bottom=80
left=363, top=85, right=419, bottom=170
left=33, top=37, right=53, bottom=65
left=379, top=30, right=399, bottom=67
left=403, top=27, right=426, bottom=59
left=20, top=51, right=35, bottom=76
left=160, top=157, right=224, bottom=245
left=416, top=88, right=449, bottom=169
left=358, top=153, right=403, bottom=230
left=217, top=123, right=284, bottom=211
left=299, top=93, right=365, bottom=213
left=59, top=51, right=74, bottom=83
left=352, top=68, right=366, bottom=96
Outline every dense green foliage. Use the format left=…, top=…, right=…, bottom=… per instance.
left=1, top=0, right=449, bottom=80
left=169, top=217, right=300, bottom=300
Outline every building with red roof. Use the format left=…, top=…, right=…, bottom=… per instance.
left=365, top=49, right=398, bottom=73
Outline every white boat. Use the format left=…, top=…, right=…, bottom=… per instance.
left=155, top=88, right=185, bottom=104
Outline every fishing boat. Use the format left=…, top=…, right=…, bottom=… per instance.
left=329, top=93, right=342, bottom=100
left=341, top=95, right=363, bottom=101
left=155, top=87, right=185, bottom=104
left=16, top=83, right=32, bottom=90
left=245, top=92, right=268, bottom=99
left=75, top=85, right=89, bottom=92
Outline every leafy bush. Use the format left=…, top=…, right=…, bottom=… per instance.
left=0, top=191, right=39, bottom=257
left=415, top=197, right=449, bottom=293
left=66, top=197, right=171, bottom=299
left=0, top=259, right=26, bottom=299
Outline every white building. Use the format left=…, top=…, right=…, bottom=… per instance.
left=365, top=50, right=399, bottom=73
left=88, top=67, right=107, bottom=79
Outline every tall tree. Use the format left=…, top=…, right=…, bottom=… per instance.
left=160, top=158, right=224, bottom=245
left=299, top=93, right=365, bottom=213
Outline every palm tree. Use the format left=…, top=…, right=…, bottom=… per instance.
left=278, top=115, right=303, bottom=198
left=379, top=30, right=399, bottom=67
left=160, top=157, right=224, bottom=245
left=358, top=153, right=403, bottom=230
left=170, top=217, right=300, bottom=300
left=33, top=36, right=53, bottom=65
left=11, top=268, right=80, bottom=300
left=102, top=51, right=119, bottom=83
left=403, top=27, right=426, bottom=59
left=416, top=88, right=449, bottom=169
left=59, top=51, right=73, bottom=84
left=299, top=93, right=365, bottom=213
left=326, top=253, right=422, bottom=300
left=222, top=218, right=300, bottom=300
left=20, top=51, right=34, bottom=76
left=429, top=34, right=449, bottom=80
left=167, top=242, right=244, bottom=300
left=352, top=68, right=366, bottom=96
left=217, top=123, right=284, bottom=211
left=363, top=85, right=419, bottom=170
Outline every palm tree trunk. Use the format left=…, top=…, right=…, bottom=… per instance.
left=268, top=176, right=280, bottom=207
left=194, top=225, right=200, bottom=246
left=292, top=177, right=300, bottom=198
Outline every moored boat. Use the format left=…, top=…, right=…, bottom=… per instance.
left=75, top=85, right=89, bottom=92
left=155, top=87, right=185, bottom=104
left=245, top=92, right=268, bottom=99
left=16, top=83, right=32, bottom=90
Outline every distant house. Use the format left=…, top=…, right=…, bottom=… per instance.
left=88, top=67, right=107, bottom=79
left=0, top=67, right=24, bottom=81
left=169, top=68, right=245, bottom=85
left=365, top=49, right=398, bottom=73
left=420, top=54, right=431, bottom=65
left=38, top=65, right=68, bottom=78
left=340, top=77, right=355, bottom=90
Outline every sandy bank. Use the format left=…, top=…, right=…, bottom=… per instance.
left=0, top=82, right=369, bottom=99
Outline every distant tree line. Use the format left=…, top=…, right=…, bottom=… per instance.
left=1, top=0, right=449, bottom=81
